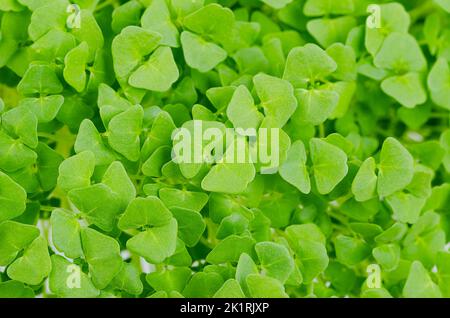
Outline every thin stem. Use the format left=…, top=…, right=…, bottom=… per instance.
left=40, top=205, right=57, bottom=212
left=327, top=209, right=349, bottom=226
left=306, top=283, right=315, bottom=297
left=318, top=124, right=325, bottom=138
left=38, top=132, right=59, bottom=142
left=332, top=223, right=349, bottom=234
left=430, top=113, right=450, bottom=119
left=199, top=236, right=215, bottom=249
left=409, top=0, right=437, bottom=23
left=95, top=0, right=119, bottom=12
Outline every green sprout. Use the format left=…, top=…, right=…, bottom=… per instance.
left=0, top=0, right=449, bottom=299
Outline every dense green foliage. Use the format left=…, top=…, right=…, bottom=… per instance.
left=0, top=0, right=449, bottom=298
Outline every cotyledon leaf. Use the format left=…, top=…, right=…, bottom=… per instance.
left=129, top=46, right=179, bottom=92
left=81, top=228, right=123, bottom=289
left=377, top=137, right=414, bottom=198
left=126, top=218, right=178, bottom=264
left=0, top=170, right=27, bottom=222
left=7, top=236, right=51, bottom=285
left=310, top=138, right=348, bottom=195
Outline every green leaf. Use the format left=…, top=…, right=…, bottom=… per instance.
left=386, top=192, right=426, bottom=224
left=129, top=46, right=179, bottom=92
left=142, top=111, right=176, bottom=160
left=111, top=263, right=144, bottom=295
left=7, top=236, right=51, bottom=285
left=330, top=81, right=356, bottom=118
left=50, top=209, right=83, bottom=259
left=182, top=3, right=234, bottom=45
left=142, top=146, right=172, bottom=177
left=293, top=86, right=339, bottom=125
left=285, top=224, right=329, bottom=283
left=0, top=281, right=34, bottom=298
left=118, top=196, right=173, bottom=230
left=166, top=239, right=193, bottom=267
left=126, top=218, right=178, bottom=263
left=303, top=0, right=354, bottom=16
left=181, top=31, right=227, bottom=73
left=0, top=131, right=37, bottom=172
left=81, top=228, right=123, bottom=289
left=402, top=212, right=446, bottom=268
left=141, top=0, right=179, bottom=47
left=97, top=83, right=132, bottom=127
left=70, top=9, right=104, bottom=62
left=0, top=221, right=39, bottom=266
left=0, top=170, right=27, bottom=222
left=146, top=267, right=191, bottom=293
left=335, top=235, right=371, bottom=266
left=375, top=222, right=408, bottom=244
left=17, top=64, right=63, bottom=95
left=403, top=261, right=442, bottom=298
left=352, top=157, right=377, bottom=202
left=246, top=274, right=288, bottom=298
left=349, top=223, right=383, bottom=242
left=202, top=160, right=255, bottom=194
left=213, top=279, right=245, bottom=298
left=279, top=140, right=311, bottom=194
left=111, top=0, right=143, bottom=33
left=381, top=73, right=427, bottom=108
left=171, top=0, right=204, bottom=18
left=374, top=33, right=426, bottom=73
left=68, top=184, right=122, bottom=232
left=49, top=255, right=99, bottom=298
left=159, top=188, right=209, bottom=212
left=306, top=17, right=356, bottom=48
left=57, top=151, right=95, bottom=193
left=235, top=253, right=258, bottom=294
left=170, top=207, right=206, bottom=247
left=226, top=85, right=263, bottom=130
left=102, top=161, right=136, bottom=209
left=437, top=252, right=450, bottom=297
left=427, top=58, right=450, bottom=110
left=326, top=43, right=357, bottom=81
left=183, top=272, right=224, bottom=298
left=398, top=104, right=431, bottom=130
left=365, top=3, right=410, bottom=56
left=30, top=28, right=76, bottom=62
left=372, top=244, right=400, bottom=271
left=255, top=118, right=291, bottom=174
left=18, top=95, right=64, bottom=123
left=2, top=106, right=38, bottom=148
left=74, top=119, right=116, bottom=166
left=36, top=142, right=64, bottom=191
left=233, top=47, right=269, bottom=75
left=206, top=235, right=255, bottom=264
left=255, top=242, right=294, bottom=284
left=434, top=0, right=450, bottom=12
left=107, top=105, right=143, bottom=162
left=28, top=0, right=68, bottom=41
left=111, top=26, right=161, bottom=82
left=377, top=137, right=414, bottom=198
left=253, top=73, right=297, bottom=128
left=310, top=138, right=348, bottom=194
left=441, top=130, right=450, bottom=173
left=63, top=42, right=89, bottom=92
left=216, top=213, right=249, bottom=239
left=361, top=288, right=393, bottom=298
